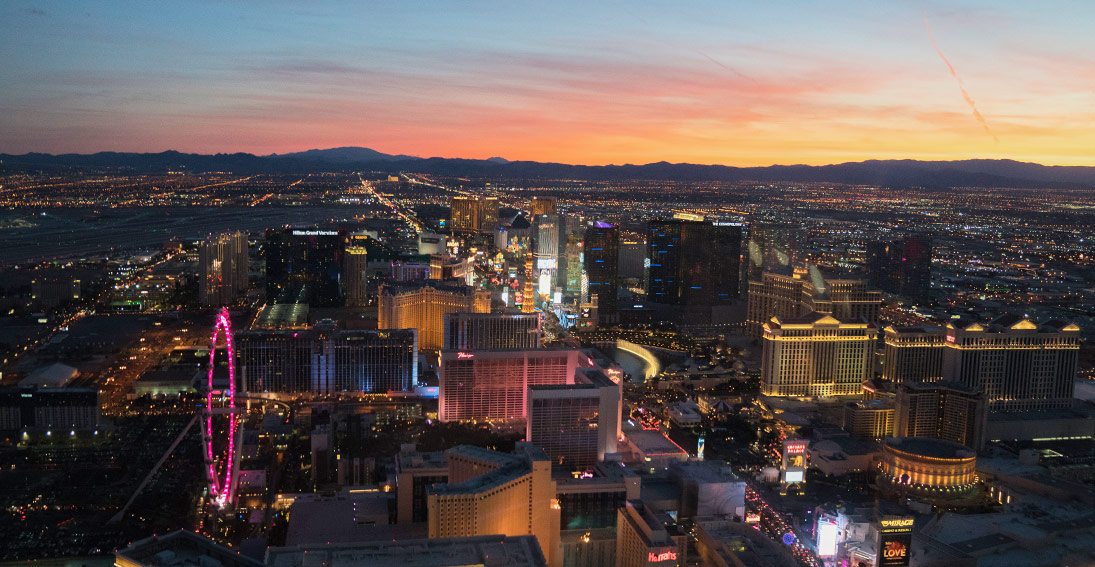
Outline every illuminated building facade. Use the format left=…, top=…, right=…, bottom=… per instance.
left=533, top=213, right=561, bottom=293
left=804, top=276, right=881, bottom=324
left=747, top=270, right=880, bottom=337
left=378, top=279, right=486, bottom=350
left=438, top=349, right=585, bottom=423
left=451, top=196, right=499, bottom=235
left=265, top=227, right=346, bottom=307
left=942, top=315, right=1080, bottom=413
left=427, top=444, right=559, bottom=567
left=617, top=500, right=686, bottom=567
left=394, top=445, right=448, bottom=524
left=236, top=325, right=417, bottom=394
left=342, top=238, right=368, bottom=306
left=843, top=399, right=895, bottom=439
left=583, top=221, right=619, bottom=324
left=894, top=381, right=986, bottom=451
left=531, top=196, right=558, bottom=217
left=527, top=370, right=622, bottom=468
left=647, top=219, right=741, bottom=310
left=867, top=235, right=932, bottom=302
left=0, top=387, right=100, bottom=431
left=199, top=231, right=248, bottom=306
left=444, top=312, right=541, bottom=350
left=760, top=313, right=877, bottom=397
left=879, top=437, right=977, bottom=496
left=882, top=325, right=946, bottom=383
left=746, top=272, right=807, bottom=336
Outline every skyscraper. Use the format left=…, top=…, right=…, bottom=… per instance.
left=746, top=269, right=880, bottom=337
left=236, top=325, right=418, bottom=394
left=760, top=313, right=877, bottom=397
left=583, top=221, right=619, bottom=324
left=264, top=227, right=345, bottom=307
left=428, top=445, right=560, bottom=567
left=342, top=236, right=368, bottom=307
left=894, top=381, right=987, bottom=451
left=450, top=196, right=499, bottom=235
left=746, top=272, right=808, bottom=336
left=199, top=231, right=248, bottom=306
left=867, top=236, right=932, bottom=302
left=526, top=369, right=621, bottom=468
left=744, top=222, right=800, bottom=283
left=942, top=315, right=1080, bottom=413
left=533, top=213, right=561, bottom=294
left=882, top=325, right=946, bottom=383
left=438, top=349, right=585, bottom=422
left=444, top=312, right=541, bottom=350
left=378, top=280, right=487, bottom=351
left=531, top=196, right=558, bottom=217
left=617, top=500, right=686, bottom=567
left=647, top=219, right=741, bottom=309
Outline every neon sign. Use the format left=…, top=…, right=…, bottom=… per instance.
left=647, top=551, right=677, bottom=562
left=457, top=352, right=475, bottom=359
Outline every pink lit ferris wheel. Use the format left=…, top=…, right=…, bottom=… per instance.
left=202, top=307, right=239, bottom=508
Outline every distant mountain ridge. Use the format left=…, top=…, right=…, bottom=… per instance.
left=2, top=147, right=1094, bottom=188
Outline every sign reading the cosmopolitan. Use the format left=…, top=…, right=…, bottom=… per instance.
left=877, top=516, right=914, bottom=567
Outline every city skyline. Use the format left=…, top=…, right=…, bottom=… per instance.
left=3, top=1, right=1095, bottom=166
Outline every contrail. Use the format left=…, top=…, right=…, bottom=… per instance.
left=696, top=50, right=756, bottom=83
left=924, top=17, right=997, bottom=142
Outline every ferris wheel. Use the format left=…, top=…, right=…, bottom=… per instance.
left=202, top=307, right=239, bottom=508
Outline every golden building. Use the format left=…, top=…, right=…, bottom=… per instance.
left=760, top=313, right=877, bottom=398
left=451, top=196, right=499, bottom=235
left=882, top=325, right=946, bottom=383
left=428, top=444, right=560, bottom=567
left=843, top=399, right=895, bottom=439
left=378, top=280, right=487, bottom=350
left=943, top=315, right=1080, bottom=413
left=531, top=196, right=558, bottom=217
left=879, top=437, right=977, bottom=496
left=617, top=500, right=686, bottom=567
left=746, top=270, right=881, bottom=337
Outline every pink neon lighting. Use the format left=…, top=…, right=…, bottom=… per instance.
left=204, top=307, right=237, bottom=507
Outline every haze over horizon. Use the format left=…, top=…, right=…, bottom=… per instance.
left=3, top=1, right=1095, bottom=167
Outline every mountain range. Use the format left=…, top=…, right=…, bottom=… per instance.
left=2, top=147, right=1094, bottom=189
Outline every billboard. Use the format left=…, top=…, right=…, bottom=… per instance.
left=877, top=516, right=913, bottom=567
left=817, top=521, right=839, bottom=557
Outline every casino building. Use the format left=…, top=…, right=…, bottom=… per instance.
left=879, top=437, right=977, bottom=497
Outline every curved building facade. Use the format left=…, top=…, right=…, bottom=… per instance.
left=879, top=437, right=977, bottom=496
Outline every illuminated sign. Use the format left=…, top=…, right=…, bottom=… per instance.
left=291, top=230, right=338, bottom=236
left=879, top=517, right=914, bottom=531
left=784, top=470, right=804, bottom=483
left=785, top=441, right=807, bottom=454
left=745, top=513, right=761, bottom=523
left=818, top=522, right=839, bottom=557
left=946, top=335, right=956, bottom=343
left=878, top=533, right=911, bottom=567
left=697, top=436, right=705, bottom=460
left=647, top=550, right=677, bottom=563
left=456, top=352, right=475, bottom=359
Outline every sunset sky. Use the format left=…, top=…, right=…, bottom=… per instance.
left=3, top=1, right=1094, bottom=166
